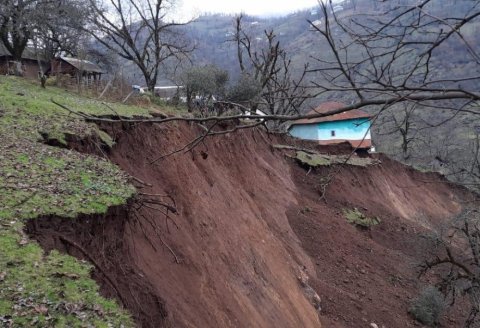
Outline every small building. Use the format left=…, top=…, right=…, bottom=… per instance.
left=154, top=85, right=184, bottom=98
left=0, top=43, right=49, bottom=78
left=49, top=56, right=105, bottom=83
left=288, top=101, right=373, bottom=149
left=332, top=5, right=344, bottom=13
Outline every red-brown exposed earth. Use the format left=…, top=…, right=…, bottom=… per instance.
left=27, top=122, right=476, bottom=327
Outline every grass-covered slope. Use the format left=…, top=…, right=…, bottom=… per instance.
left=0, top=76, right=164, bottom=326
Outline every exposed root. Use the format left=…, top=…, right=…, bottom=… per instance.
left=55, top=234, right=128, bottom=306
left=131, top=211, right=181, bottom=264
left=130, top=176, right=153, bottom=187
left=131, top=193, right=181, bottom=264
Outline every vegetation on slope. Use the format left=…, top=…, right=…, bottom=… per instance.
left=296, top=151, right=379, bottom=167
left=175, top=1, right=480, bottom=192
left=343, top=208, right=381, bottom=228
left=0, top=76, right=170, bottom=326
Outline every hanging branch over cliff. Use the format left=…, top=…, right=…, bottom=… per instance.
left=49, top=0, right=480, bottom=123
left=51, top=89, right=480, bottom=126
left=307, top=1, right=480, bottom=114
left=50, top=0, right=480, bottom=168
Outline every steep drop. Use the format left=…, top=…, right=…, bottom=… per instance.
left=27, top=122, right=471, bottom=327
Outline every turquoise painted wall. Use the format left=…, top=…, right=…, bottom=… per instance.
left=289, top=123, right=318, bottom=140
left=289, top=118, right=371, bottom=141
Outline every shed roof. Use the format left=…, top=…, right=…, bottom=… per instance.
left=0, top=43, right=10, bottom=57
left=60, top=57, right=105, bottom=74
left=290, top=101, right=372, bottom=126
left=0, top=43, right=47, bottom=61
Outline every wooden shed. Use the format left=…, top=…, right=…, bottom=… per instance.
left=49, top=57, right=105, bottom=84
left=0, top=43, right=49, bottom=79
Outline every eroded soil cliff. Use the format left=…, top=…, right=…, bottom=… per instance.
left=27, top=122, right=474, bottom=327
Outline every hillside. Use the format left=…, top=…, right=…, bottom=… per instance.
left=0, top=76, right=477, bottom=327
left=0, top=77, right=143, bottom=326
left=177, top=0, right=480, bottom=192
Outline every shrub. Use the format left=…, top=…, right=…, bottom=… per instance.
left=409, top=286, right=446, bottom=326
left=44, top=77, right=57, bottom=87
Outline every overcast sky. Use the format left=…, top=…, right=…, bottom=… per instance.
left=175, top=0, right=320, bottom=19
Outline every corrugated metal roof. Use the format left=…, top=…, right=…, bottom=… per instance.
left=290, top=101, right=372, bottom=126
left=60, top=57, right=105, bottom=73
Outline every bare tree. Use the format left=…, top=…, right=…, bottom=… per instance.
left=436, top=128, right=480, bottom=193
left=230, top=15, right=311, bottom=129
left=86, top=0, right=192, bottom=91
left=34, top=0, right=90, bottom=60
left=376, top=103, right=419, bottom=159
left=0, top=0, right=36, bottom=61
left=308, top=1, right=480, bottom=110
left=0, top=0, right=89, bottom=61
left=304, top=0, right=480, bottom=190
left=419, top=208, right=480, bottom=327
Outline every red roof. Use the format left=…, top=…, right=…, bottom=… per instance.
left=290, top=101, right=372, bottom=126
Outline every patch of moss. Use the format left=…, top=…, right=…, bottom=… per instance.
left=295, top=151, right=332, bottom=166
left=343, top=208, right=381, bottom=228
left=96, top=129, right=115, bottom=148
left=294, top=151, right=380, bottom=168
left=0, top=137, right=135, bottom=219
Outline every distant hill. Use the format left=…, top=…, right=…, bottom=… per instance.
left=117, top=9, right=321, bottom=86
left=182, top=0, right=480, bottom=190
left=111, top=0, right=480, bottom=190
left=114, top=0, right=479, bottom=89
left=180, top=10, right=321, bottom=84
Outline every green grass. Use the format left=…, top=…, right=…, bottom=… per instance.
left=0, top=237, right=134, bottom=327
left=0, top=76, right=152, bottom=145
left=0, top=76, right=178, bottom=326
left=0, top=76, right=152, bottom=117
left=0, top=140, right=135, bottom=219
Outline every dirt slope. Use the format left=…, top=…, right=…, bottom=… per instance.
left=287, top=154, right=472, bottom=327
left=27, top=122, right=472, bottom=327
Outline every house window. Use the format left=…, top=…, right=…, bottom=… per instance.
left=331, top=130, right=336, bottom=137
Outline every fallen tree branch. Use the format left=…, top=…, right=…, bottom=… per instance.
left=51, top=91, right=480, bottom=125
left=149, top=120, right=264, bottom=164
left=149, top=121, right=220, bottom=164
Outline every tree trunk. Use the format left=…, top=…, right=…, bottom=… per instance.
left=145, top=76, right=156, bottom=97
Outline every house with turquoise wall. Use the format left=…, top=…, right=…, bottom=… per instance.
left=288, top=101, right=373, bottom=149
